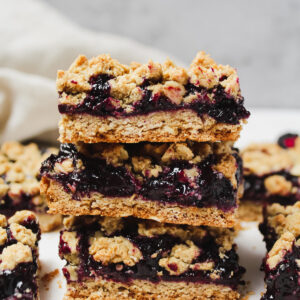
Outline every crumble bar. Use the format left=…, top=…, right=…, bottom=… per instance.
left=239, top=133, right=300, bottom=221
left=59, top=215, right=245, bottom=300
left=0, top=210, right=40, bottom=299
left=41, top=141, right=243, bottom=227
left=57, top=52, right=249, bottom=144
left=259, top=202, right=300, bottom=299
left=0, top=141, right=62, bottom=232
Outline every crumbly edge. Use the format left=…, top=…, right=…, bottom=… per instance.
left=264, top=202, right=300, bottom=238
left=41, top=178, right=237, bottom=227
left=241, top=137, right=300, bottom=176
left=57, top=51, right=241, bottom=99
left=266, top=231, right=296, bottom=269
left=0, top=210, right=39, bottom=271
left=0, top=141, right=61, bottom=230
left=63, top=277, right=240, bottom=300
left=238, top=201, right=263, bottom=222
left=58, top=110, right=242, bottom=144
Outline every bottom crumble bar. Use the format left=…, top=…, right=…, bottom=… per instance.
left=0, top=210, right=41, bottom=299
left=259, top=202, right=300, bottom=299
left=60, top=216, right=245, bottom=300
left=239, top=133, right=300, bottom=222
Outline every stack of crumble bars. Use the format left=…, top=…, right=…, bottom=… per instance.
left=41, top=52, right=250, bottom=299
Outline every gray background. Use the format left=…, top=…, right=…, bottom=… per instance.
left=43, top=0, right=300, bottom=108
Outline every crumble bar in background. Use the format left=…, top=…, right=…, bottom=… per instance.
left=0, top=141, right=62, bottom=232
left=57, top=52, right=249, bottom=144
left=41, top=141, right=243, bottom=227
left=0, top=210, right=41, bottom=299
left=59, top=215, right=245, bottom=300
left=259, top=202, right=300, bottom=299
left=238, top=133, right=300, bottom=222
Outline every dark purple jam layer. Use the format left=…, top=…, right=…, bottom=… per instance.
left=60, top=218, right=245, bottom=288
left=58, top=74, right=250, bottom=125
left=0, top=193, right=42, bottom=218
left=0, top=262, right=38, bottom=300
left=259, top=214, right=278, bottom=252
left=242, top=171, right=300, bottom=206
left=0, top=218, right=40, bottom=299
left=41, top=144, right=240, bottom=211
left=261, top=240, right=300, bottom=300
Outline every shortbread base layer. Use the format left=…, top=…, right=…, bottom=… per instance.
left=42, top=178, right=237, bottom=227
left=238, top=200, right=263, bottom=222
left=58, top=110, right=242, bottom=143
left=63, top=278, right=240, bottom=300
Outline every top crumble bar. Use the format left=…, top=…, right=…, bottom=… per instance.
left=57, top=52, right=250, bottom=144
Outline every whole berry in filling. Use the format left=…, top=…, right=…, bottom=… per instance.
left=277, top=133, right=298, bottom=149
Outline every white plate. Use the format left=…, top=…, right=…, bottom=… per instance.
left=39, top=108, right=300, bottom=299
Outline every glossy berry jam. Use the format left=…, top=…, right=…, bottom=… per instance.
left=41, top=144, right=240, bottom=211
left=261, top=241, right=300, bottom=300
left=277, top=133, right=298, bottom=149
left=60, top=218, right=245, bottom=288
left=58, top=74, right=250, bottom=125
left=0, top=262, right=38, bottom=299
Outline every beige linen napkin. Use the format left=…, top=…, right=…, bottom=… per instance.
left=0, top=0, right=181, bottom=143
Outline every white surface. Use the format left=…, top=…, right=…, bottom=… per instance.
left=39, top=109, right=300, bottom=299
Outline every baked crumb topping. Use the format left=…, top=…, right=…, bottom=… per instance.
left=57, top=51, right=241, bottom=102
left=0, top=243, right=33, bottom=270
left=242, top=137, right=300, bottom=176
left=10, top=223, right=37, bottom=248
left=265, top=202, right=300, bottom=238
left=159, top=241, right=200, bottom=275
left=266, top=231, right=295, bottom=269
left=89, top=234, right=142, bottom=266
left=0, top=210, right=39, bottom=271
left=264, top=175, right=293, bottom=196
left=82, top=141, right=236, bottom=182
left=0, top=141, right=57, bottom=211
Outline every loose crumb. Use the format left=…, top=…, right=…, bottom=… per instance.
left=241, top=291, right=255, bottom=300
left=57, top=279, right=62, bottom=289
left=41, top=269, right=59, bottom=289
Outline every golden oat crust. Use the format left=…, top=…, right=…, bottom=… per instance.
left=41, top=178, right=237, bottom=227
left=58, top=110, right=243, bottom=144
left=63, top=279, right=240, bottom=300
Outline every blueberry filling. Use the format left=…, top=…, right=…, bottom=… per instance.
left=0, top=220, right=40, bottom=299
left=41, top=144, right=240, bottom=211
left=259, top=218, right=279, bottom=253
left=261, top=240, right=300, bottom=300
left=242, top=171, right=300, bottom=205
left=60, top=218, right=245, bottom=288
left=0, top=262, right=38, bottom=299
left=277, top=133, right=299, bottom=149
left=0, top=192, right=44, bottom=218
left=58, top=74, right=250, bottom=125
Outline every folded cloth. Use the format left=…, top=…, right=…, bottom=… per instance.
left=0, top=0, right=181, bottom=143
